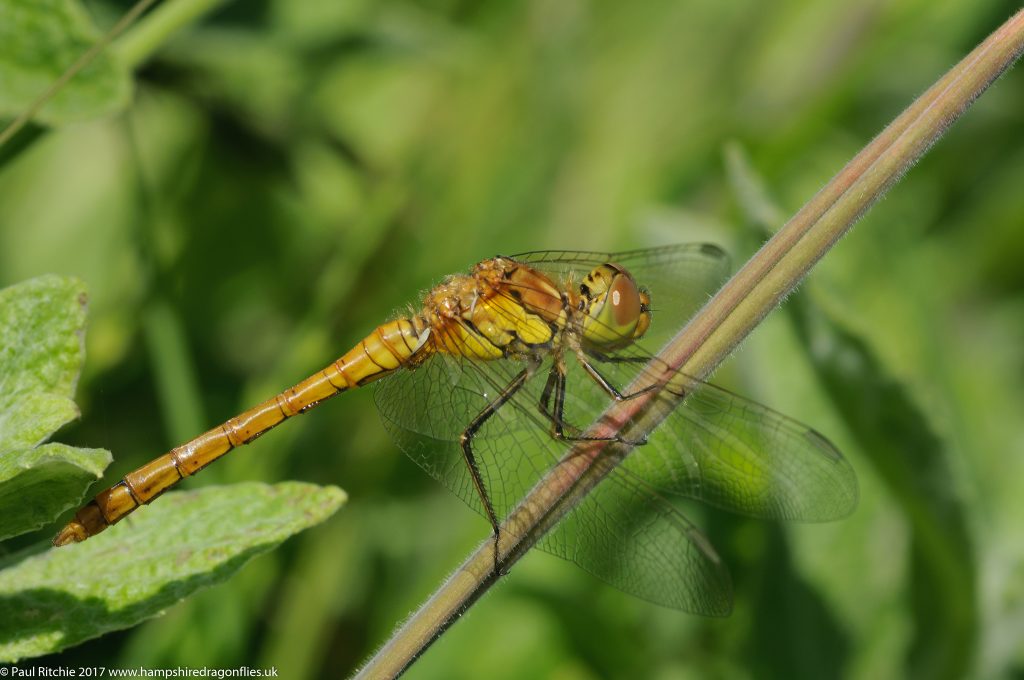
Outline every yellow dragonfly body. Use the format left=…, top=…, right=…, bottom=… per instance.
left=55, top=245, right=857, bottom=615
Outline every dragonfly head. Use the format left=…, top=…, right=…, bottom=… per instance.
left=579, top=264, right=651, bottom=351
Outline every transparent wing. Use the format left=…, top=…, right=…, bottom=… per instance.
left=372, top=244, right=855, bottom=612
left=373, top=352, right=733, bottom=614
left=514, top=246, right=856, bottom=520
left=511, top=242, right=728, bottom=271
left=560, top=351, right=859, bottom=521
left=373, top=352, right=550, bottom=520
left=538, top=454, right=733, bottom=614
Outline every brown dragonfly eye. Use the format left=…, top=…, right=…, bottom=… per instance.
left=581, top=265, right=649, bottom=350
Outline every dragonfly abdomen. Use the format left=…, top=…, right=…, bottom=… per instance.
left=52, top=317, right=426, bottom=546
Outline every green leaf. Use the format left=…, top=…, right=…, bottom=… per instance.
left=0, top=275, right=112, bottom=540
left=0, top=482, right=346, bottom=662
left=0, top=444, right=108, bottom=541
left=0, top=275, right=87, bottom=417
left=0, top=0, right=132, bottom=124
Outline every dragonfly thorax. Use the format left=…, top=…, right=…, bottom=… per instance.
left=418, top=258, right=565, bottom=361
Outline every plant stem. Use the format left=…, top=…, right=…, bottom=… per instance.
left=0, top=0, right=160, bottom=149
left=114, top=0, right=233, bottom=69
left=357, top=9, right=1024, bottom=679
left=0, top=0, right=232, bottom=150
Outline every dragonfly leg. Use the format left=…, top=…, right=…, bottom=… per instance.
left=586, top=351, right=695, bottom=401
left=538, top=364, right=647, bottom=447
left=538, top=364, right=559, bottom=422
left=586, top=350, right=698, bottom=402
left=583, top=349, right=650, bottom=365
left=579, top=351, right=663, bottom=402
left=461, top=366, right=532, bottom=574
left=538, top=365, right=573, bottom=439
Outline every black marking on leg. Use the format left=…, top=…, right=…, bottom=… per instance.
left=460, top=366, right=531, bottom=574
left=579, top=352, right=661, bottom=404
left=585, top=349, right=652, bottom=365
left=535, top=363, right=644, bottom=446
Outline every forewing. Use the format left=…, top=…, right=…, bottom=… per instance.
left=569, top=352, right=859, bottom=521
left=373, top=350, right=733, bottom=613
left=670, top=380, right=858, bottom=520
left=539, top=460, right=733, bottom=614
left=373, top=247, right=852, bottom=612
left=373, top=352, right=550, bottom=520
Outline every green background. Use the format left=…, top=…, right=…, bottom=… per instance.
left=1, top=0, right=1022, bottom=677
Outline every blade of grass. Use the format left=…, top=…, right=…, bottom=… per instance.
left=358, top=9, right=1024, bottom=678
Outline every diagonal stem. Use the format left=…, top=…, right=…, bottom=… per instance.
left=0, top=0, right=160, bottom=149
left=0, top=0, right=232, bottom=151
left=357, top=10, right=1024, bottom=678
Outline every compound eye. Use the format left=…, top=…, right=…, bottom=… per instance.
left=583, top=267, right=646, bottom=350
left=633, top=289, right=651, bottom=339
left=607, top=272, right=642, bottom=329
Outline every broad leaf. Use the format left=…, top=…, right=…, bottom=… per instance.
left=0, top=482, right=346, bottom=662
left=0, top=275, right=111, bottom=540
left=0, top=0, right=131, bottom=124
left=0, top=444, right=108, bottom=541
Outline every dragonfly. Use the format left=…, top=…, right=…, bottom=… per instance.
left=53, top=244, right=857, bottom=615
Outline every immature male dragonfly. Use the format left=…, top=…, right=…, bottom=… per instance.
left=54, top=244, right=856, bottom=614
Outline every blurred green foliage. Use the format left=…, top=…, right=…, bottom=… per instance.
left=0, top=0, right=1022, bottom=677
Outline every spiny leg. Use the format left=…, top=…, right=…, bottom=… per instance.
left=576, top=351, right=688, bottom=445
left=537, top=363, right=645, bottom=446
left=585, top=350, right=695, bottom=401
left=579, top=351, right=666, bottom=402
left=538, top=363, right=559, bottom=423
left=460, top=365, right=532, bottom=574
left=538, top=363, right=585, bottom=439
left=583, top=349, right=650, bottom=365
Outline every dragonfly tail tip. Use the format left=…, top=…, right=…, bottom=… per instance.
left=52, top=501, right=112, bottom=547
left=52, top=520, right=88, bottom=547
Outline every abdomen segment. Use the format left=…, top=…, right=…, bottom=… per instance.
left=52, top=317, right=424, bottom=546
